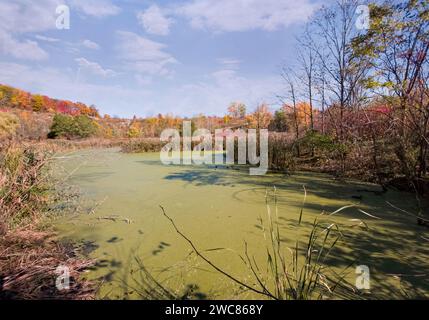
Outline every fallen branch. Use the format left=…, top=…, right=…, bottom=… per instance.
left=159, top=205, right=277, bottom=299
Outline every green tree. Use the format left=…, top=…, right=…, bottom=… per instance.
left=48, top=114, right=96, bottom=139
left=271, top=109, right=288, bottom=132
left=48, top=114, right=74, bottom=139
left=73, top=115, right=97, bottom=138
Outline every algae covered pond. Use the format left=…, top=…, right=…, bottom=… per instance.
left=54, top=149, right=429, bottom=299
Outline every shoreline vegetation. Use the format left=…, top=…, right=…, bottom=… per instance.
left=0, top=141, right=97, bottom=299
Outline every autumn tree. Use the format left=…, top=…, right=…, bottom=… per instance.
left=249, top=104, right=272, bottom=129
left=31, top=95, right=44, bottom=112
left=228, top=102, right=246, bottom=119
left=43, top=96, right=56, bottom=113
left=11, top=90, right=31, bottom=110
left=127, top=116, right=142, bottom=138
left=352, top=0, right=429, bottom=179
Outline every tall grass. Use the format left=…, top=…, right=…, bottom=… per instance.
left=122, top=138, right=164, bottom=153
left=0, top=141, right=95, bottom=299
left=120, top=138, right=163, bottom=153
left=0, top=112, right=19, bottom=139
left=0, top=143, right=49, bottom=231
left=268, top=134, right=296, bottom=172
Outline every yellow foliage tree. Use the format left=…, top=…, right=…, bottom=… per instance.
left=32, top=95, right=44, bottom=112
left=127, top=117, right=142, bottom=138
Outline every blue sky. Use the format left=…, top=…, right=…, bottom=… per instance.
left=0, top=0, right=325, bottom=117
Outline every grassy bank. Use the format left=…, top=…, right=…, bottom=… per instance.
left=0, top=141, right=95, bottom=299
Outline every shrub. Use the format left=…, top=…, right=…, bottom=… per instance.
left=48, top=114, right=73, bottom=139
left=73, top=115, right=97, bottom=138
left=300, top=131, right=348, bottom=157
left=127, top=125, right=141, bottom=138
left=48, top=114, right=96, bottom=139
left=268, top=134, right=296, bottom=171
left=121, top=138, right=163, bottom=153
left=0, top=112, right=19, bottom=139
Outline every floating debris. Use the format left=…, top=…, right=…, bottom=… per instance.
left=97, top=214, right=133, bottom=224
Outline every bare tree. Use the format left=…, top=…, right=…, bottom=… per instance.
left=315, top=66, right=327, bottom=134
left=311, top=0, right=368, bottom=140
left=296, top=27, right=317, bottom=132
left=280, top=67, right=301, bottom=156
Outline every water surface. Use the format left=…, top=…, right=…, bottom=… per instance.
left=55, top=149, right=429, bottom=299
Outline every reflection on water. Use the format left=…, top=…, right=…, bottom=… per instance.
left=54, top=149, right=429, bottom=299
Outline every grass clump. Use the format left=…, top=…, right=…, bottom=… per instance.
left=0, top=143, right=49, bottom=230
left=0, top=112, right=19, bottom=139
left=0, top=142, right=95, bottom=299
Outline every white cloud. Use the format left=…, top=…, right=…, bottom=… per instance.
left=69, top=0, right=121, bottom=18
left=217, top=58, right=241, bottom=70
left=116, top=31, right=177, bottom=76
left=176, top=0, right=318, bottom=32
left=35, top=35, right=60, bottom=42
left=151, top=67, right=283, bottom=116
left=0, top=0, right=62, bottom=34
left=0, top=31, right=48, bottom=60
left=211, top=69, right=236, bottom=84
left=0, top=0, right=64, bottom=60
left=0, top=60, right=281, bottom=117
left=82, top=39, right=100, bottom=50
left=135, top=74, right=152, bottom=86
left=0, top=62, right=151, bottom=117
left=0, top=0, right=119, bottom=60
left=137, top=5, right=173, bottom=36
left=75, top=57, right=116, bottom=77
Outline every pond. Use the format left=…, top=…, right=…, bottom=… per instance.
left=54, top=148, right=429, bottom=299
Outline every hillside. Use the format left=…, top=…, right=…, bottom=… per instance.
left=0, top=84, right=135, bottom=140
left=0, top=84, right=100, bottom=118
